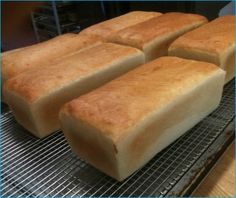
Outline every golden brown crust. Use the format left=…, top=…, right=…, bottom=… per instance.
left=4, top=43, right=142, bottom=103
left=80, top=11, right=162, bottom=39
left=2, top=33, right=103, bottom=81
left=169, top=15, right=235, bottom=56
left=111, top=12, right=208, bottom=49
left=61, top=56, right=222, bottom=143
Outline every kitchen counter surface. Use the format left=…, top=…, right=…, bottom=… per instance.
left=193, top=142, right=235, bottom=197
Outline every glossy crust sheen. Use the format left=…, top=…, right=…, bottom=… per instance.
left=2, top=33, right=102, bottom=82
left=4, top=43, right=143, bottom=103
left=111, top=12, right=208, bottom=49
left=80, top=11, right=162, bottom=39
left=61, top=56, right=223, bottom=143
left=169, top=15, right=235, bottom=56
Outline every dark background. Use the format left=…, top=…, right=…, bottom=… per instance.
left=1, top=1, right=231, bottom=51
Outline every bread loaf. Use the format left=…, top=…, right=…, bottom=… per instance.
left=80, top=11, right=162, bottom=40
left=60, top=56, right=225, bottom=181
left=2, top=33, right=102, bottom=82
left=4, top=43, right=144, bottom=138
left=168, top=15, right=235, bottom=83
left=110, top=12, right=208, bottom=61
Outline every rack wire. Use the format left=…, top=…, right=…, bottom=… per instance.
left=1, top=80, right=234, bottom=197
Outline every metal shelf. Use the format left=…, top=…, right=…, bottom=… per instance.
left=31, top=1, right=80, bottom=42
left=1, top=79, right=234, bottom=197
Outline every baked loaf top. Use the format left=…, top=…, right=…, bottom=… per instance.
left=169, top=15, right=235, bottom=56
left=111, top=12, right=208, bottom=49
left=4, top=43, right=143, bottom=103
left=2, top=33, right=102, bottom=81
left=61, top=56, right=224, bottom=143
left=80, top=11, right=162, bottom=39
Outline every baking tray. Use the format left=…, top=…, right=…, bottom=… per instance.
left=1, top=79, right=234, bottom=197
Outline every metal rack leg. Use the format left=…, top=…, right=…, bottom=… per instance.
left=51, top=1, right=61, bottom=35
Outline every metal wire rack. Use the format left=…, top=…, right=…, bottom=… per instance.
left=1, top=80, right=234, bottom=197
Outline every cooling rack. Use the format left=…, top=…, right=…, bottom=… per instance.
left=1, top=80, right=234, bottom=197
